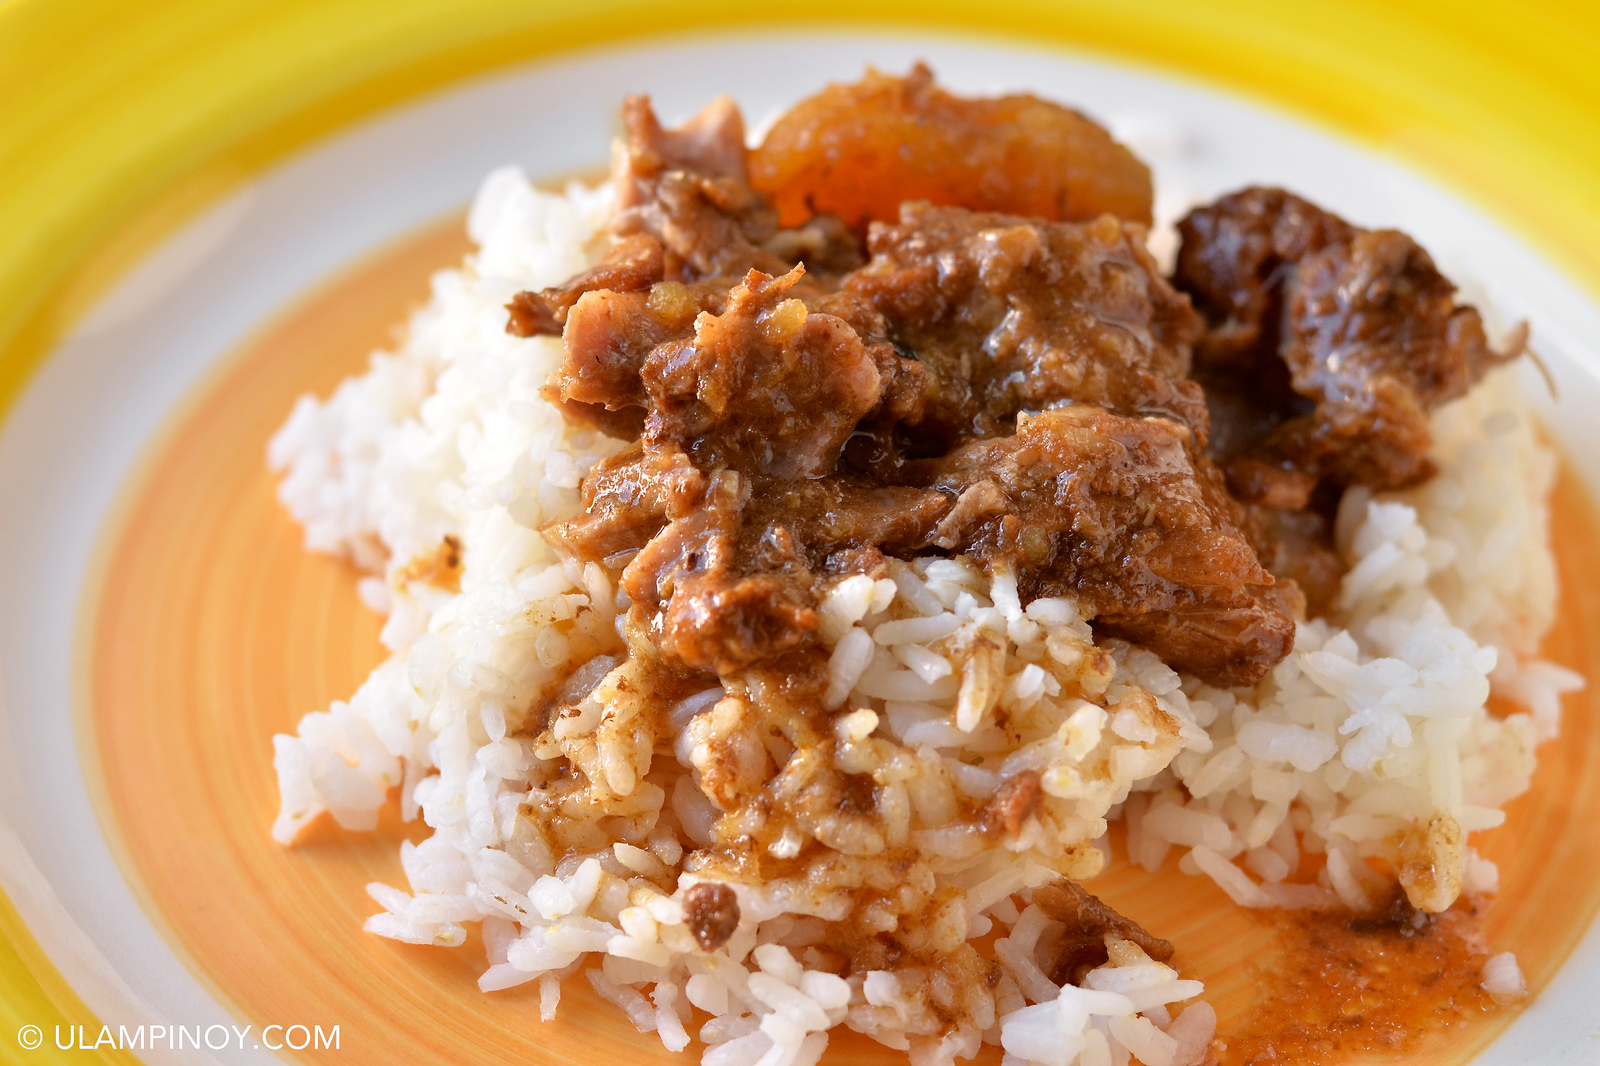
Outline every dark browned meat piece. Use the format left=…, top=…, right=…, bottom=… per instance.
left=1098, top=588, right=1300, bottom=691
left=542, top=443, right=706, bottom=565
left=1244, top=504, right=1345, bottom=619
left=543, top=399, right=646, bottom=441
left=542, top=280, right=730, bottom=439
left=682, top=881, right=741, bottom=951
left=847, top=203, right=1207, bottom=449
left=545, top=288, right=665, bottom=430
left=744, top=478, right=946, bottom=559
left=1175, top=186, right=1520, bottom=492
left=507, top=233, right=666, bottom=338
left=1224, top=457, right=1319, bottom=512
left=611, top=95, right=863, bottom=284
left=1034, top=879, right=1175, bottom=986
left=1176, top=187, right=1357, bottom=372
left=611, top=93, right=789, bottom=281
left=640, top=266, right=889, bottom=478
left=551, top=443, right=948, bottom=674
left=664, top=566, right=819, bottom=676
left=1272, top=228, right=1519, bottom=487
left=981, top=770, right=1042, bottom=836
left=551, top=445, right=947, bottom=572
left=626, top=468, right=820, bottom=674
left=928, top=405, right=1292, bottom=686
left=750, top=62, right=1153, bottom=232
left=1174, top=187, right=1523, bottom=620
left=548, top=260, right=926, bottom=470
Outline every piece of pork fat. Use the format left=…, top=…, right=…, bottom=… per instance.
left=1175, top=186, right=1524, bottom=497
left=846, top=202, right=1208, bottom=451
left=927, top=404, right=1293, bottom=687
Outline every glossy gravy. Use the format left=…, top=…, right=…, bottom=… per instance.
left=1223, top=895, right=1495, bottom=1064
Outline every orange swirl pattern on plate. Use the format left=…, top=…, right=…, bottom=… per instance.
left=87, top=212, right=1600, bottom=1064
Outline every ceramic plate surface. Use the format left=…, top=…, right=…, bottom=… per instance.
left=4, top=19, right=1600, bottom=1066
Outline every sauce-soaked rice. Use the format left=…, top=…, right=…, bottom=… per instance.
left=1222, top=894, right=1498, bottom=1065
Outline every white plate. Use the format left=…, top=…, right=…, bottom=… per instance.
left=2, top=31, right=1598, bottom=1064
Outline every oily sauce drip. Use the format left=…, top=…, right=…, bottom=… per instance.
left=1221, top=894, right=1498, bottom=1065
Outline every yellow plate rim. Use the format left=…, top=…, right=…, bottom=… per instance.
left=4, top=3, right=1600, bottom=1061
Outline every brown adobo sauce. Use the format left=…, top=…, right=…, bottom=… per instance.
left=1223, top=893, right=1499, bottom=1065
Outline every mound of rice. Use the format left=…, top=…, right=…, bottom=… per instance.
left=1122, top=363, right=1582, bottom=916
left=267, top=166, right=1577, bottom=1065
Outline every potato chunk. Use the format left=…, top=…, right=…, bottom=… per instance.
left=749, top=63, right=1152, bottom=231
